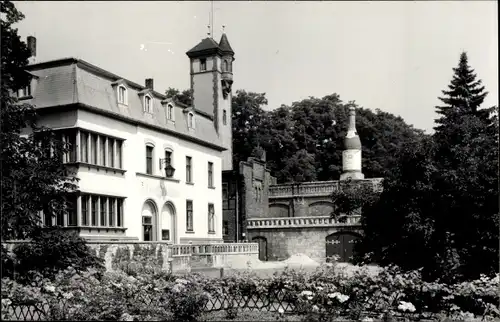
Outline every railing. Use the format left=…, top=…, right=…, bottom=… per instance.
left=269, top=181, right=339, bottom=198
left=246, top=215, right=361, bottom=229
left=269, top=178, right=384, bottom=198
left=170, top=243, right=259, bottom=256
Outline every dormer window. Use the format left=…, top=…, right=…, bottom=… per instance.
left=167, top=104, right=174, bottom=121
left=188, top=112, right=195, bottom=129
left=200, top=58, right=207, bottom=71
left=117, top=85, right=128, bottom=105
left=144, top=95, right=153, bottom=113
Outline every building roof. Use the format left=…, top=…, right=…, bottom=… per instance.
left=218, top=34, right=234, bottom=55
left=23, top=57, right=225, bottom=151
left=186, top=37, right=221, bottom=58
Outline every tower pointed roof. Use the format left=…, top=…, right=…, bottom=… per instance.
left=186, top=37, right=221, bottom=58
left=218, top=33, right=234, bottom=55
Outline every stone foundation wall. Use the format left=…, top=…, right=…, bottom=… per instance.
left=3, top=241, right=258, bottom=274
left=247, top=227, right=362, bottom=262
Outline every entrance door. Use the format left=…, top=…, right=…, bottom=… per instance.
left=326, top=232, right=360, bottom=263
left=252, top=236, right=268, bottom=261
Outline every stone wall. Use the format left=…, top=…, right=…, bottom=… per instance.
left=3, top=241, right=258, bottom=274
left=267, top=178, right=383, bottom=219
left=246, top=217, right=362, bottom=262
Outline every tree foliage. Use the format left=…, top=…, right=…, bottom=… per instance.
left=167, top=87, right=423, bottom=183
left=359, top=52, right=499, bottom=282
left=1, top=0, right=78, bottom=240
left=165, top=87, right=193, bottom=106
left=331, top=178, right=382, bottom=219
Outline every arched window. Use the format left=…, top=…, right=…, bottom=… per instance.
left=144, top=95, right=153, bottom=113
left=117, top=85, right=128, bottom=105
left=223, top=60, right=229, bottom=72
left=188, top=112, right=195, bottom=129
left=166, top=103, right=174, bottom=121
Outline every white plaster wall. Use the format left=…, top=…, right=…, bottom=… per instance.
left=76, top=109, right=223, bottom=243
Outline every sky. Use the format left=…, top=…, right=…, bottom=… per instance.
left=13, top=1, right=498, bottom=133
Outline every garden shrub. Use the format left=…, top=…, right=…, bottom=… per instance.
left=1, top=263, right=499, bottom=321
left=12, top=228, right=104, bottom=282
left=1, top=244, right=15, bottom=279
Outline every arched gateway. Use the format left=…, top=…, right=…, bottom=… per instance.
left=325, top=231, right=361, bottom=263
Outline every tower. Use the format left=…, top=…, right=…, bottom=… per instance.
left=340, top=106, right=365, bottom=180
left=186, top=33, right=235, bottom=171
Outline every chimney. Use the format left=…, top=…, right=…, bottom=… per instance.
left=145, top=78, right=154, bottom=90
left=27, top=36, right=36, bottom=63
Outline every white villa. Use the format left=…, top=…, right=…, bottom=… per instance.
left=17, top=34, right=235, bottom=243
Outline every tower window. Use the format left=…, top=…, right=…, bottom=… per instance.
left=117, top=85, right=128, bottom=105
left=223, top=60, right=228, bottom=72
left=223, top=110, right=227, bottom=125
left=200, top=58, right=207, bottom=71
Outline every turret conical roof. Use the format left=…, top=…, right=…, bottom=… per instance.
left=218, top=33, right=234, bottom=55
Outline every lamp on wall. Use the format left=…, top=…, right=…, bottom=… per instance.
left=159, top=158, right=176, bottom=178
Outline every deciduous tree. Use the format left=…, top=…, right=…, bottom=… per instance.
left=1, top=0, right=78, bottom=240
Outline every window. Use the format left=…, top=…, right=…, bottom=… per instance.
left=56, top=212, right=64, bottom=226
left=223, top=60, right=228, bottom=72
left=222, top=183, right=229, bottom=209
left=164, top=150, right=173, bottom=177
left=223, top=220, right=229, bottom=236
left=186, top=200, right=193, bottom=232
left=43, top=212, right=52, bottom=227
left=167, top=104, right=174, bottom=121
left=60, top=131, right=77, bottom=163
left=108, top=198, right=115, bottom=227
left=67, top=199, right=77, bottom=226
left=208, top=203, right=215, bottom=233
left=82, top=195, right=89, bottom=226
left=223, top=110, right=227, bottom=125
left=188, top=112, right=194, bottom=129
left=99, top=136, right=106, bottom=166
left=146, top=145, right=154, bottom=175
left=117, top=199, right=123, bottom=227
left=186, top=156, right=192, bottom=183
left=108, top=138, right=114, bottom=167
left=91, top=197, right=98, bottom=226
left=143, top=216, right=153, bottom=241
left=17, top=84, right=31, bottom=98
left=208, top=162, right=214, bottom=188
left=116, top=141, right=122, bottom=168
left=75, top=130, right=123, bottom=169
left=118, top=85, right=127, bottom=105
left=91, top=134, right=98, bottom=164
left=200, top=58, right=207, bottom=71
left=100, top=197, right=106, bottom=226
left=79, top=194, right=124, bottom=228
left=80, top=132, right=88, bottom=163
left=144, top=95, right=152, bottom=113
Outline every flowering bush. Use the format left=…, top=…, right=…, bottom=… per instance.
left=1, top=263, right=499, bottom=321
